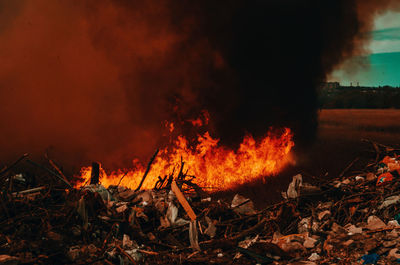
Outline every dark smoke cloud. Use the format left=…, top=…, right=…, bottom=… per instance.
left=0, top=0, right=399, bottom=169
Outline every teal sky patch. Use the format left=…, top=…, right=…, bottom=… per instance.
left=330, top=12, right=400, bottom=87
left=373, top=27, right=400, bottom=41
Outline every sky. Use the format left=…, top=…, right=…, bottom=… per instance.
left=330, top=11, right=400, bottom=87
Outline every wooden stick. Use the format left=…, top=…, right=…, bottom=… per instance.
left=90, top=162, right=100, bottom=185
left=231, top=218, right=267, bottom=240
left=137, top=249, right=158, bottom=255
left=26, top=159, right=73, bottom=189
left=171, top=180, right=196, bottom=221
left=339, top=157, right=359, bottom=178
left=116, top=171, right=128, bottom=187
left=45, top=154, right=70, bottom=184
left=12, top=186, right=46, bottom=196
left=0, top=153, right=29, bottom=179
left=135, top=149, right=159, bottom=191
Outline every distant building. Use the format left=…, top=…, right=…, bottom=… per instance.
left=321, top=82, right=340, bottom=90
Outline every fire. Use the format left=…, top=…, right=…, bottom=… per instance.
left=76, top=128, right=294, bottom=190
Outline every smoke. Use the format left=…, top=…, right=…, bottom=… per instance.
left=0, top=0, right=399, bottom=169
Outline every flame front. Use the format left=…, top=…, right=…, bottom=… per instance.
left=76, top=128, right=294, bottom=190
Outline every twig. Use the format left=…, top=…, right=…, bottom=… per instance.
left=25, top=159, right=73, bottom=189
left=115, top=244, right=138, bottom=264
left=137, top=249, right=158, bottom=255
left=0, top=153, right=29, bottom=179
left=177, top=157, right=185, bottom=180
left=339, top=157, right=359, bottom=178
left=362, top=139, right=381, bottom=164
left=116, top=171, right=128, bottom=187
left=45, top=154, right=70, bottom=184
left=135, top=149, right=159, bottom=191
left=236, top=247, right=274, bottom=264
left=12, top=186, right=46, bottom=196
left=231, top=218, right=268, bottom=240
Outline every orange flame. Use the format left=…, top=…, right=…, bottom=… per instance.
left=75, top=128, right=294, bottom=190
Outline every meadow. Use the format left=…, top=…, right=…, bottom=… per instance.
left=319, top=109, right=400, bottom=142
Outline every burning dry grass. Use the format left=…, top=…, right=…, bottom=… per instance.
left=76, top=129, right=295, bottom=191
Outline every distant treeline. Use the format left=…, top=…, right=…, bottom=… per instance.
left=318, top=86, right=400, bottom=109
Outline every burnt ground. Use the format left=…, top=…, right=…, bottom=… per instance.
left=219, top=109, right=400, bottom=208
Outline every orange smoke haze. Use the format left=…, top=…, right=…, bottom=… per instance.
left=0, top=0, right=218, bottom=168
left=1, top=0, right=400, bottom=176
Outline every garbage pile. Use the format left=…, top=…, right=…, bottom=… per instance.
left=1, top=142, right=400, bottom=264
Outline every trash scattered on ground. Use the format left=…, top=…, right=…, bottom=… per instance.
left=1, top=141, right=400, bottom=264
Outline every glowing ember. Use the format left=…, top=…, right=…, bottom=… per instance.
left=75, top=128, right=294, bottom=190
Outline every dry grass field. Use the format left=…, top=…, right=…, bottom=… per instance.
left=319, top=109, right=400, bottom=142
left=229, top=109, right=400, bottom=207
left=307, top=109, right=400, bottom=177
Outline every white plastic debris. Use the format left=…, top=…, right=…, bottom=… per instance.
left=283, top=174, right=303, bottom=199
left=231, top=194, right=256, bottom=215
left=298, top=217, right=312, bottom=233
left=311, top=221, right=320, bottom=233
left=379, top=195, right=400, bottom=209
left=303, top=236, right=317, bottom=249
left=13, top=173, right=26, bottom=182
left=238, top=235, right=259, bottom=249
left=366, top=215, right=386, bottom=230
left=124, top=249, right=142, bottom=262
left=308, top=253, right=321, bottom=261
left=388, top=220, right=400, bottom=227
left=67, top=246, right=82, bottom=262
left=123, top=234, right=134, bottom=248
left=355, top=176, right=365, bottom=181
left=204, top=216, right=217, bottom=238
left=235, top=235, right=259, bottom=260
left=166, top=202, right=178, bottom=224
left=344, top=224, right=362, bottom=235
left=165, top=201, right=188, bottom=226
left=82, top=184, right=114, bottom=202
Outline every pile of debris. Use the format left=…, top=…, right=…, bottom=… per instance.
left=1, top=142, right=400, bottom=264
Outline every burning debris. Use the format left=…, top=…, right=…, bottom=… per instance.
left=1, top=141, right=400, bottom=264
left=76, top=128, right=294, bottom=190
